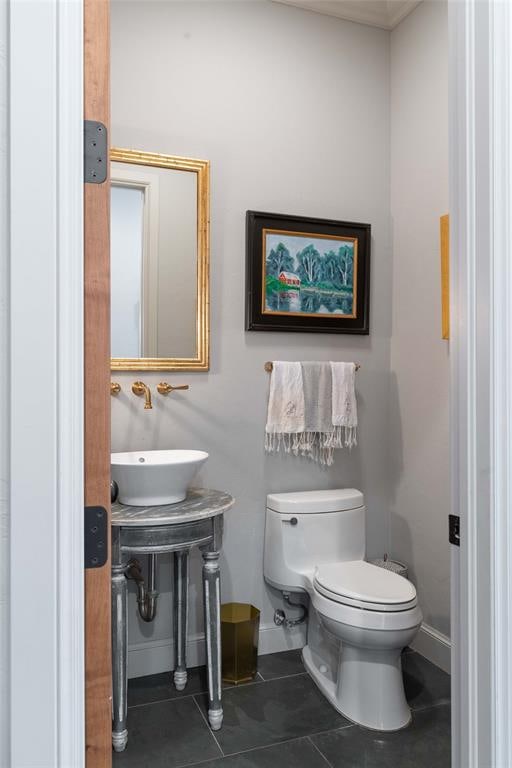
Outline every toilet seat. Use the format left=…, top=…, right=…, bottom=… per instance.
left=313, top=560, right=417, bottom=613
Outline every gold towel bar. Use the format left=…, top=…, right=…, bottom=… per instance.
left=264, top=361, right=360, bottom=373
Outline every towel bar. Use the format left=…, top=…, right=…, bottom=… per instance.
left=264, top=361, right=360, bottom=373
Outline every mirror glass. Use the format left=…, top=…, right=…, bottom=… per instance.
left=110, top=149, right=209, bottom=371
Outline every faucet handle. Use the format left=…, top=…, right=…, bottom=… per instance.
left=157, top=382, right=190, bottom=395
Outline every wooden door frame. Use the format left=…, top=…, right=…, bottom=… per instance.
left=84, top=0, right=112, bottom=766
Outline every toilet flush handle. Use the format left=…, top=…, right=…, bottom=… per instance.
left=283, top=517, right=298, bottom=526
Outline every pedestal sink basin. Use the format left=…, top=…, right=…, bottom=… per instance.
left=111, top=450, right=208, bottom=506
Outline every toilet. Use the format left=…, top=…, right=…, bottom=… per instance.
left=263, top=488, right=422, bottom=731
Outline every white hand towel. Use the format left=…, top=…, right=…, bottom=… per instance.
left=330, top=361, right=358, bottom=448
left=301, top=362, right=335, bottom=466
left=265, top=361, right=305, bottom=454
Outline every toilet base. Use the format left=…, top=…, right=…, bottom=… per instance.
left=302, top=643, right=411, bottom=732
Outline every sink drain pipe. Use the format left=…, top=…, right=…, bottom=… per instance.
left=274, top=591, right=308, bottom=628
left=126, top=555, right=159, bottom=622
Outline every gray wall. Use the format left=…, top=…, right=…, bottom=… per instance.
left=389, top=0, right=450, bottom=637
left=111, top=0, right=393, bottom=673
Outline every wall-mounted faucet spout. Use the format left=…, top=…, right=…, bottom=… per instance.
left=132, top=381, right=152, bottom=410
left=126, top=555, right=159, bottom=622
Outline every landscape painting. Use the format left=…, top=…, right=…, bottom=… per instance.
left=263, top=230, right=357, bottom=318
left=246, top=211, right=371, bottom=335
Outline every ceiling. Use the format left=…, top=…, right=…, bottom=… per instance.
left=272, top=0, right=422, bottom=30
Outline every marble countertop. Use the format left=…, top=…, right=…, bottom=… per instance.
left=111, top=488, right=235, bottom=527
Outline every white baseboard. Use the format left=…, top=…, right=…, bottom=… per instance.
left=410, top=622, right=451, bottom=674
left=128, top=622, right=306, bottom=679
left=128, top=634, right=204, bottom=679
left=128, top=620, right=450, bottom=679
left=257, top=621, right=306, bottom=655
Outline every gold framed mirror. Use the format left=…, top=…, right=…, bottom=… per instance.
left=110, top=148, right=209, bottom=371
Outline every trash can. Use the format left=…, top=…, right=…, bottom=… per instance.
left=221, top=603, right=260, bottom=685
left=369, top=554, right=408, bottom=579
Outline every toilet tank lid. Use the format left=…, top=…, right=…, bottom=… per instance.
left=266, top=488, right=364, bottom=514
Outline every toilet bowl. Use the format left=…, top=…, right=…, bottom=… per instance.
left=263, top=489, right=422, bottom=731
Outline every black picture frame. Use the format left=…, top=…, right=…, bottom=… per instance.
left=245, top=210, right=370, bottom=334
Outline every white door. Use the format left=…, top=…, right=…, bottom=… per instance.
left=449, top=1, right=512, bottom=766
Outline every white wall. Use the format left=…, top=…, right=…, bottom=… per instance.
left=389, top=0, right=450, bottom=644
left=111, top=0, right=392, bottom=675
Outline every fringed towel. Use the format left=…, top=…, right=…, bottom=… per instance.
left=301, top=362, right=336, bottom=466
left=265, top=362, right=305, bottom=454
left=265, top=360, right=358, bottom=465
left=330, top=361, right=358, bottom=449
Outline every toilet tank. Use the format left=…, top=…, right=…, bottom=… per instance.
left=264, top=489, right=365, bottom=592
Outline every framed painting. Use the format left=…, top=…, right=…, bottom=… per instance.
left=246, top=211, right=370, bottom=334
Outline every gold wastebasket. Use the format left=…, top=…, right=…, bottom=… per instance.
left=221, top=603, right=260, bottom=685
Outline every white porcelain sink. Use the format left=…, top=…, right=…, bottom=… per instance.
left=111, top=449, right=208, bottom=506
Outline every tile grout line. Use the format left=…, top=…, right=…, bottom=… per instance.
left=129, top=694, right=193, bottom=710
left=128, top=680, right=263, bottom=710
left=411, top=700, right=452, bottom=713
left=127, top=671, right=305, bottom=710
left=192, top=695, right=225, bottom=758
left=218, top=724, right=356, bottom=761
left=128, top=685, right=450, bottom=717
left=175, top=755, right=228, bottom=768
left=221, top=734, right=326, bottom=760
left=307, top=736, right=336, bottom=768
left=256, top=670, right=307, bottom=684
left=175, top=755, right=222, bottom=768
left=306, top=722, right=356, bottom=739
left=175, top=748, right=230, bottom=768
left=175, top=735, right=322, bottom=768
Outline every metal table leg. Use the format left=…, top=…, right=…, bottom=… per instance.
left=173, top=550, right=189, bottom=691
left=111, top=528, right=128, bottom=752
left=201, top=516, right=223, bottom=730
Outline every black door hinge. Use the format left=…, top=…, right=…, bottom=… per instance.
left=84, top=120, right=107, bottom=184
left=449, top=514, right=460, bottom=546
left=85, top=506, right=108, bottom=568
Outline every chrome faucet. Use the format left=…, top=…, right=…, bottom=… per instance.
left=132, top=381, right=152, bottom=410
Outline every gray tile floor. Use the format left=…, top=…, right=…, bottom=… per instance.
left=114, top=648, right=451, bottom=768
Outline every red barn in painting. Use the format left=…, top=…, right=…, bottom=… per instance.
left=279, top=271, right=300, bottom=287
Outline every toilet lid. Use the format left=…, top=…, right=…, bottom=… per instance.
left=314, top=561, right=417, bottom=612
